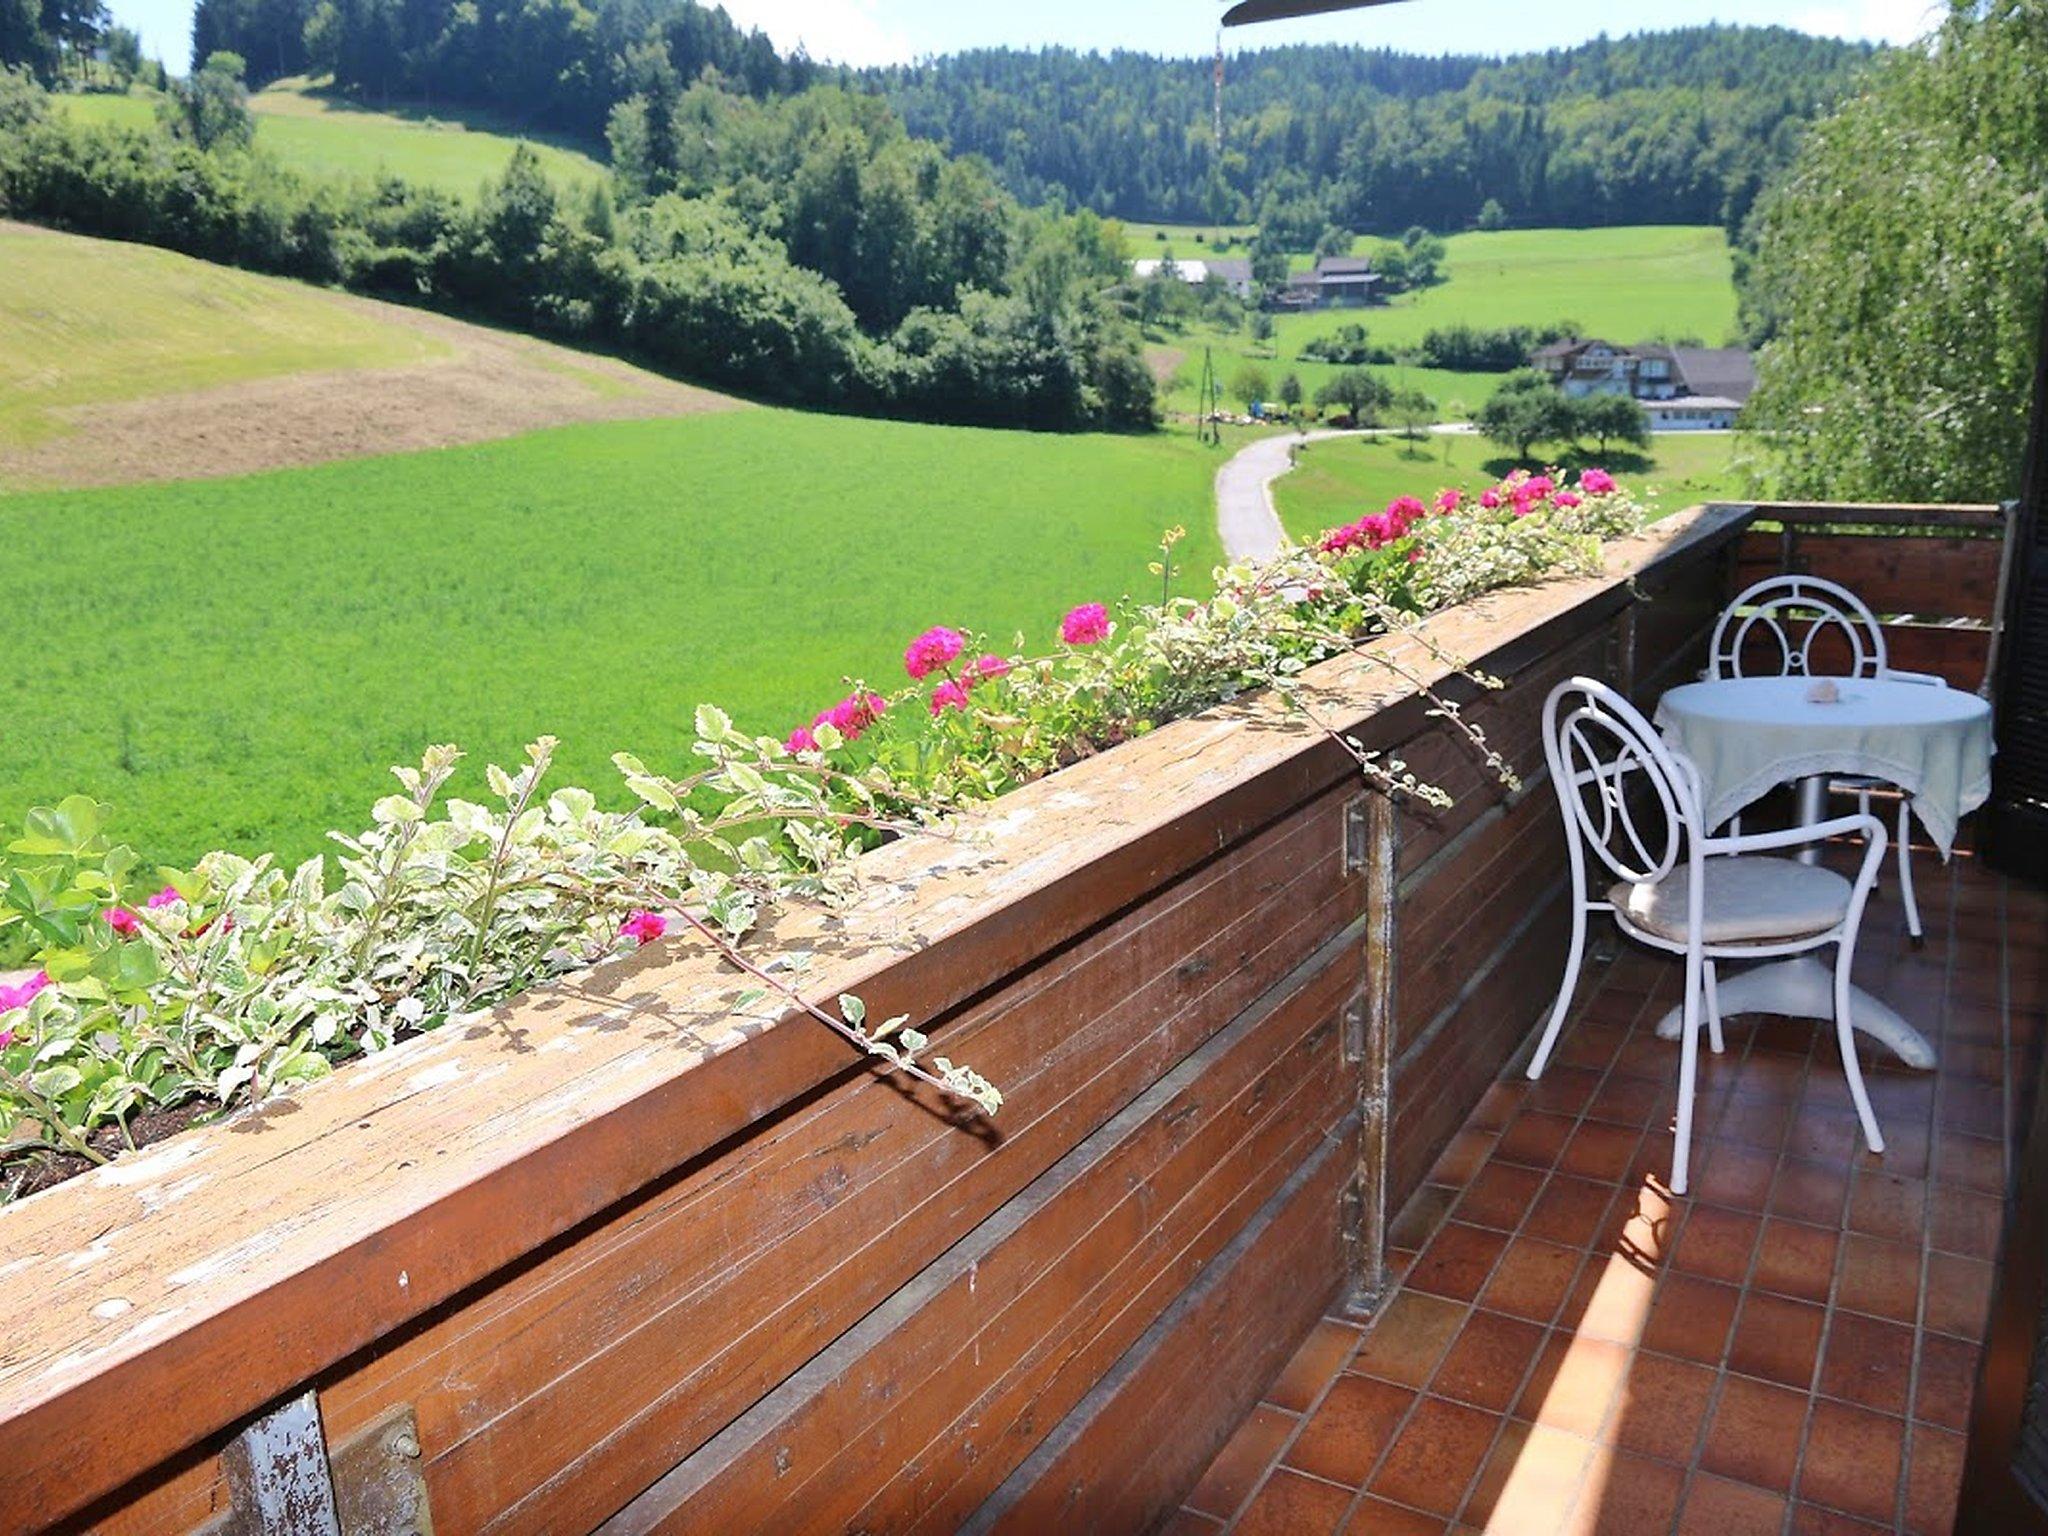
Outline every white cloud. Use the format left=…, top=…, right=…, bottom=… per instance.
left=1791, top=0, right=1944, bottom=45
left=713, top=0, right=916, bottom=66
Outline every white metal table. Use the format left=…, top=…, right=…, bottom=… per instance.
left=1648, top=675, right=1994, bottom=1069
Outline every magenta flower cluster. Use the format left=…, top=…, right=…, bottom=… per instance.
left=1319, top=494, right=1427, bottom=555
left=103, top=885, right=185, bottom=938
left=1059, top=603, right=1109, bottom=646
left=0, top=970, right=47, bottom=1013
left=790, top=690, right=890, bottom=752
left=786, top=600, right=1107, bottom=746
left=621, top=910, right=668, bottom=944
left=1320, top=467, right=1619, bottom=554
left=0, top=968, right=49, bottom=1047
left=904, top=626, right=965, bottom=680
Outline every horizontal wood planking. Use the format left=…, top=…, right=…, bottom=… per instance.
left=611, top=925, right=1360, bottom=1535
left=1389, top=894, right=1574, bottom=1211
left=1745, top=501, right=2004, bottom=531
left=456, top=787, right=1362, bottom=1535
left=1398, top=789, right=1566, bottom=1053
left=1881, top=624, right=1992, bottom=691
left=0, top=506, right=1755, bottom=1532
left=92, top=781, right=1366, bottom=1536
left=968, top=1122, right=1356, bottom=1536
left=1734, top=529, right=2004, bottom=622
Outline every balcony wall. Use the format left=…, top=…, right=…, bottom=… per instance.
left=0, top=498, right=1998, bottom=1535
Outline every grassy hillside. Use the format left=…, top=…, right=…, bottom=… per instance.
left=0, top=223, right=735, bottom=489
left=1155, top=225, right=1740, bottom=418
left=1300, top=226, right=1738, bottom=350
left=0, top=222, right=446, bottom=447
left=1272, top=428, right=1747, bottom=536
left=0, top=411, right=1223, bottom=865
left=57, top=78, right=605, bottom=195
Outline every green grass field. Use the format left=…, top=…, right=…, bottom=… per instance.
left=57, top=78, right=605, bottom=196
left=0, top=411, right=1224, bottom=865
left=1119, top=221, right=1257, bottom=255
left=0, top=222, right=447, bottom=446
left=1270, top=429, right=1749, bottom=537
left=1156, top=225, right=1740, bottom=419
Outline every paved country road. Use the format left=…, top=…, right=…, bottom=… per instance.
left=1212, top=426, right=1474, bottom=562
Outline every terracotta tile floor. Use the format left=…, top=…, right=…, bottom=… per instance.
left=1179, top=845, right=2045, bottom=1535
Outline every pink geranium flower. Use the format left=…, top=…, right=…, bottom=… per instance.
left=1523, top=474, right=1555, bottom=501
left=0, top=970, right=49, bottom=1013
left=903, top=626, right=965, bottom=680
left=1580, top=467, right=1616, bottom=494
left=1434, top=488, right=1460, bottom=514
left=929, top=678, right=971, bottom=714
left=968, top=654, right=1011, bottom=686
left=1060, top=603, right=1110, bottom=645
left=621, top=910, right=668, bottom=945
left=104, top=906, right=140, bottom=938
left=1479, top=488, right=1502, bottom=510
left=1555, top=491, right=1582, bottom=508
left=814, top=691, right=887, bottom=743
left=146, top=886, right=181, bottom=909
left=785, top=726, right=819, bottom=754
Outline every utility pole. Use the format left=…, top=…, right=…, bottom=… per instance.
left=1199, top=346, right=1221, bottom=446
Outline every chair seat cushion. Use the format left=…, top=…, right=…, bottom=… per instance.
left=1609, top=857, right=1853, bottom=945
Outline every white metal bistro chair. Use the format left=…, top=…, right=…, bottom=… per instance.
left=1708, top=574, right=1946, bottom=942
left=1526, top=677, right=1887, bottom=1196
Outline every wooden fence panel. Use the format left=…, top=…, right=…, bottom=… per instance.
left=612, top=927, right=1359, bottom=1535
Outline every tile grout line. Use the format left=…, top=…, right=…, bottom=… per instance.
left=1890, top=852, right=1963, bottom=1532
left=1217, top=953, right=1651, bottom=1531
left=1330, top=954, right=1658, bottom=1531
left=1661, top=988, right=1787, bottom=1531
left=1443, top=975, right=1679, bottom=1533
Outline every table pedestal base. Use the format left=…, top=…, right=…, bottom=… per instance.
left=1652, top=956, right=1935, bottom=1069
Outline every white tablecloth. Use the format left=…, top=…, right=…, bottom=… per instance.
left=1655, top=675, right=1994, bottom=856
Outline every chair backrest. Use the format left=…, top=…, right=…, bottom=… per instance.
left=1708, top=574, right=1887, bottom=680
left=1543, top=677, right=1699, bottom=890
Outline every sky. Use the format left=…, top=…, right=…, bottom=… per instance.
left=113, top=0, right=1942, bottom=78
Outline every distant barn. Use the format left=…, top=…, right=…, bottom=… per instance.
left=1130, top=257, right=1257, bottom=300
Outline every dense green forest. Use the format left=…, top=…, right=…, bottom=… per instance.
left=17, top=0, right=1883, bottom=241
left=0, top=62, right=1156, bottom=432
left=164, top=4, right=1882, bottom=237
left=870, top=29, right=1878, bottom=234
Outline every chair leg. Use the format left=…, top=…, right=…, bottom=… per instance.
left=1834, top=943, right=1885, bottom=1155
left=1671, top=954, right=1704, bottom=1196
left=1897, top=798, right=1923, bottom=946
left=1704, top=960, right=1725, bottom=1055
left=1527, top=904, right=1585, bottom=1080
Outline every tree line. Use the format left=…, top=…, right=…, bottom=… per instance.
left=0, top=66, right=1157, bottom=433
left=1, top=0, right=152, bottom=86
left=868, top=28, right=1878, bottom=235
left=1740, top=0, right=2045, bottom=502
left=165, top=0, right=1874, bottom=241
left=191, top=0, right=803, bottom=136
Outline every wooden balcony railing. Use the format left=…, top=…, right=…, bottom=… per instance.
left=0, top=500, right=2004, bottom=1535
left=1733, top=501, right=2010, bottom=689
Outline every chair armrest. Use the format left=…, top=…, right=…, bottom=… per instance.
left=1703, top=811, right=1885, bottom=858
left=1881, top=667, right=1947, bottom=688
